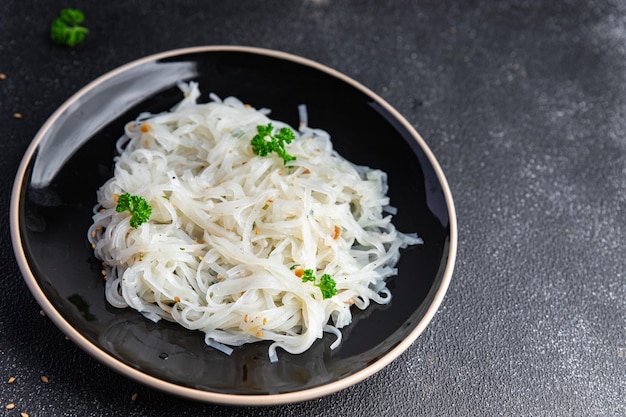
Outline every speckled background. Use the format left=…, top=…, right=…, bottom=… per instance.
left=1, top=1, right=625, bottom=416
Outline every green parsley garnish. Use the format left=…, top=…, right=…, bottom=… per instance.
left=301, top=269, right=337, bottom=299
left=50, top=8, right=89, bottom=47
left=116, top=193, right=152, bottom=228
left=251, top=123, right=296, bottom=165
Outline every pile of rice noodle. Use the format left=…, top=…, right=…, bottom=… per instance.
left=88, top=81, right=422, bottom=362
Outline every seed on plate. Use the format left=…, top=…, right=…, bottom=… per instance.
left=7, top=376, right=15, bottom=383
left=21, top=412, right=29, bottom=417
left=13, top=113, right=22, bottom=119
left=5, top=404, right=15, bottom=410
left=39, top=310, right=46, bottom=317
left=41, top=375, right=49, bottom=383
left=131, top=392, right=138, bottom=402
left=256, top=331, right=263, bottom=337
left=0, top=73, right=7, bottom=80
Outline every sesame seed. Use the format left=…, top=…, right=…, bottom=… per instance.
left=0, top=73, right=6, bottom=80
left=21, top=412, right=29, bottom=417
left=39, top=310, right=46, bottom=317
left=244, top=314, right=250, bottom=323
left=256, top=331, right=263, bottom=337
left=41, top=375, right=49, bottom=383
left=7, top=377, right=15, bottom=383
left=5, top=404, right=15, bottom=410
left=263, top=317, right=268, bottom=325
left=174, top=296, right=181, bottom=303
left=13, top=113, right=22, bottom=119
left=131, top=392, right=138, bottom=402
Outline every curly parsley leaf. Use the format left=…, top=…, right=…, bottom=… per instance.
left=318, top=274, right=338, bottom=299
left=251, top=123, right=296, bottom=165
left=116, top=193, right=152, bottom=228
left=51, top=8, right=89, bottom=47
left=301, top=269, right=337, bottom=299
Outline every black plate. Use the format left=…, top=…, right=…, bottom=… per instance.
left=10, top=46, right=456, bottom=405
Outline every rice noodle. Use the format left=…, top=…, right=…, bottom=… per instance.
left=88, top=81, right=422, bottom=361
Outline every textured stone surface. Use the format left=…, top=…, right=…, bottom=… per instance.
left=1, top=1, right=625, bottom=415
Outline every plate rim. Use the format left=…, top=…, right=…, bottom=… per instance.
left=9, top=45, right=457, bottom=406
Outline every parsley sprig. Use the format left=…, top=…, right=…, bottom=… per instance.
left=302, top=269, right=337, bottom=299
left=51, top=8, right=89, bottom=47
left=116, top=193, right=152, bottom=228
left=251, top=123, right=296, bottom=165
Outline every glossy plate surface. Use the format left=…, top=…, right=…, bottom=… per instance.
left=10, top=46, right=456, bottom=406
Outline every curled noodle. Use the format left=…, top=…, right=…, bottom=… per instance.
left=88, top=82, right=422, bottom=361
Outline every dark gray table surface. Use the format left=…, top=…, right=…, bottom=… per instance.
left=2, top=1, right=625, bottom=416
